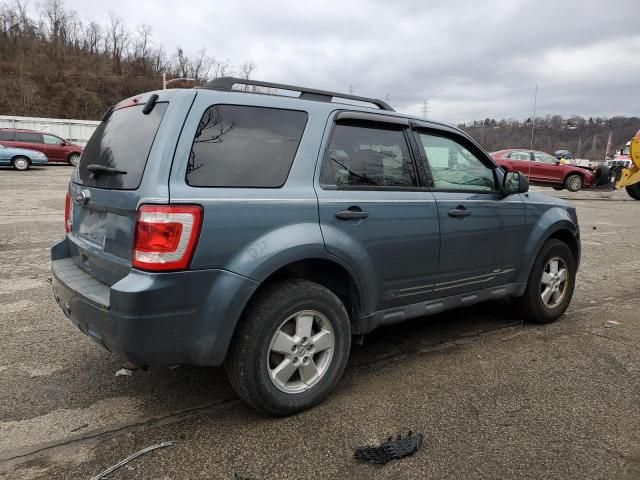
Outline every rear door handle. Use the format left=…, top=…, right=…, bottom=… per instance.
left=448, top=206, right=471, bottom=218
left=335, top=207, right=369, bottom=220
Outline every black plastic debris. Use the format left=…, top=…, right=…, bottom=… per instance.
left=354, top=430, right=423, bottom=464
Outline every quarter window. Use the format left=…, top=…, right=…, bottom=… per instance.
left=320, top=123, right=416, bottom=188
left=186, top=105, right=308, bottom=188
left=418, top=132, right=495, bottom=191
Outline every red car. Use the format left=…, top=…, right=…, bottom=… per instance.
left=0, top=128, right=83, bottom=165
left=491, top=149, right=595, bottom=192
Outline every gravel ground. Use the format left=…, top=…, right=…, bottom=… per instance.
left=0, top=166, right=638, bottom=479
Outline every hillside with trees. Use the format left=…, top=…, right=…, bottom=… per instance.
left=460, top=116, right=640, bottom=161
left=0, top=0, right=254, bottom=119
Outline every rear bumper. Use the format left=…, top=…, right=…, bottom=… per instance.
left=51, top=238, right=258, bottom=366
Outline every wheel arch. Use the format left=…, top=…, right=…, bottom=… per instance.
left=516, top=208, right=580, bottom=286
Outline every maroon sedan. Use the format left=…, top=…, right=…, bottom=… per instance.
left=0, top=128, right=83, bottom=166
left=491, top=149, right=595, bottom=191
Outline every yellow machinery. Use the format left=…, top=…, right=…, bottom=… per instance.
left=616, top=129, right=640, bottom=200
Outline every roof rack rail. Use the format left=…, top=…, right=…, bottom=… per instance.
left=202, top=77, right=394, bottom=111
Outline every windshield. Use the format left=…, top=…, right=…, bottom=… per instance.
left=73, top=103, right=167, bottom=190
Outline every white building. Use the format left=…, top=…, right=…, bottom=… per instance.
left=0, top=115, right=100, bottom=146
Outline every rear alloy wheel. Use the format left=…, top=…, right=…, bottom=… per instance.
left=514, top=239, right=576, bottom=324
left=565, top=174, right=583, bottom=192
left=68, top=153, right=81, bottom=166
left=225, top=279, right=351, bottom=416
left=626, top=183, right=640, bottom=200
left=12, top=156, right=30, bottom=171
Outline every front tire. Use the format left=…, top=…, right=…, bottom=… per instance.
left=225, top=279, right=351, bottom=416
left=68, top=153, right=81, bottom=166
left=565, top=174, right=583, bottom=192
left=626, top=183, right=640, bottom=200
left=515, top=239, right=576, bottom=324
left=12, top=156, right=30, bottom=171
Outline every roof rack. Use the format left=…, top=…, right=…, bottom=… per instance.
left=202, top=77, right=394, bottom=111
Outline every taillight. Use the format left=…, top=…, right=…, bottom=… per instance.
left=64, top=191, right=72, bottom=233
left=132, top=205, right=203, bottom=272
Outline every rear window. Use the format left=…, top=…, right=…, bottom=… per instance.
left=0, top=130, right=15, bottom=141
left=186, top=105, right=308, bottom=187
left=75, top=103, right=167, bottom=190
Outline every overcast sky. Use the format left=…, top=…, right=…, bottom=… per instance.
left=50, top=0, right=640, bottom=123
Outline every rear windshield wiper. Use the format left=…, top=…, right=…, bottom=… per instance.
left=86, top=164, right=128, bottom=175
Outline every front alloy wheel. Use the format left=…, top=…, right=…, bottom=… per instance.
left=540, top=257, right=569, bottom=308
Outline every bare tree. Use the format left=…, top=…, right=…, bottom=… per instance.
left=107, top=12, right=128, bottom=74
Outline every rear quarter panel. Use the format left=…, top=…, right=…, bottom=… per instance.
left=168, top=91, right=330, bottom=282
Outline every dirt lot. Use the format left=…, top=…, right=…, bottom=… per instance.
left=1, top=166, right=639, bottom=479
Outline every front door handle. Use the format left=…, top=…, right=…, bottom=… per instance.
left=335, top=207, right=369, bottom=220
left=448, top=206, right=471, bottom=218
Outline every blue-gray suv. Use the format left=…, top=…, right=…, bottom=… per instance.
left=51, top=78, right=580, bottom=415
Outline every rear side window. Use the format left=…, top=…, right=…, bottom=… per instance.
left=75, top=103, right=168, bottom=190
left=320, top=122, right=417, bottom=188
left=186, top=105, right=307, bottom=188
left=16, top=132, right=43, bottom=143
left=0, top=130, right=15, bottom=141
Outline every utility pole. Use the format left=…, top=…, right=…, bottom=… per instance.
left=162, top=72, right=166, bottom=90
left=530, top=84, right=538, bottom=149
left=421, top=99, right=429, bottom=119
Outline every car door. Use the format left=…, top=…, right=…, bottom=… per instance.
left=42, top=134, right=64, bottom=162
left=14, top=131, right=44, bottom=154
left=506, top=151, right=536, bottom=181
left=532, top=151, right=562, bottom=183
left=316, top=112, right=440, bottom=313
left=413, top=128, right=527, bottom=297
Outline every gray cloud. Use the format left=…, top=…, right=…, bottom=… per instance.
left=56, top=0, right=640, bottom=123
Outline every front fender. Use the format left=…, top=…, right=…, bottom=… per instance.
left=515, top=205, right=578, bottom=285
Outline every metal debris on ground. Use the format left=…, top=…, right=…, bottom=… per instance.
left=89, top=441, right=174, bottom=480
left=354, top=430, right=423, bottom=464
left=115, top=368, right=133, bottom=377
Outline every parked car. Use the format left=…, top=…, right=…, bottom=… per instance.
left=0, top=128, right=83, bottom=165
left=492, top=149, right=596, bottom=191
left=0, top=144, right=48, bottom=170
left=51, top=78, right=581, bottom=416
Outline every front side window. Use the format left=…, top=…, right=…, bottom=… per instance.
left=187, top=105, right=308, bottom=188
left=320, top=122, right=416, bottom=188
left=508, top=151, right=531, bottom=161
left=418, top=132, right=495, bottom=191
left=16, top=132, right=43, bottom=143
left=534, top=152, right=558, bottom=164
left=43, top=134, right=61, bottom=145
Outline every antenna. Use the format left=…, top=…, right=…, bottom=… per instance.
left=530, top=84, right=538, bottom=149
left=421, top=99, right=429, bottom=119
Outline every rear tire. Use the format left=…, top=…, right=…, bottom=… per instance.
left=626, top=183, right=640, bottom=200
left=565, top=174, right=583, bottom=192
left=225, top=279, right=351, bottom=416
left=68, top=153, right=81, bottom=166
left=12, top=156, right=30, bottom=171
left=514, top=239, right=576, bottom=324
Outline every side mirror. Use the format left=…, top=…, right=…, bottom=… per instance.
left=60, top=140, right=69, bottom=146
left=504, top=170, right=529, bottom=194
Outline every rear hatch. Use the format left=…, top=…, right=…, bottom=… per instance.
left=68, top=92, right=191, bottom=286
